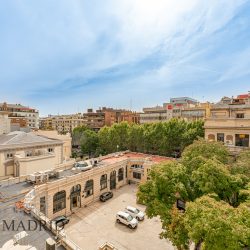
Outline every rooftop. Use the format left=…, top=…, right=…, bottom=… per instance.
left=0, top=131, right=63, bottom=151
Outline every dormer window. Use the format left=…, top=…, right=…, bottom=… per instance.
left=6, top=153, right=13, bottom=159
left=48, top=148, right=54, bottom=153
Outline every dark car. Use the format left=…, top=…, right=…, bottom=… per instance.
left=100, top=191, right=113, bottom=202
left=52, top=216, right=70, bottom=228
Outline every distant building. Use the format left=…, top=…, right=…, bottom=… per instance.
left=140, top=97, right=209, bottom=123
left=40, top=108, right=140, bottom=134
left=0, top=110, right=10, bottom=135
left=39, top=113, right=87, bottom=134
left=140, top=106, right=171, bottom=124
left=205, top=92, right=250, bottom=154
left=0, top=102, right=39, bottom=130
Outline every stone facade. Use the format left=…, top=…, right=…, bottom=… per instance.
left=0, top=131, right=71, bottom=179
left=205, top=94, right=250, bottom=154
left=31, top=152, right=172, bottom=219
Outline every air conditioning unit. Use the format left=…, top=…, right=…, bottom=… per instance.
left=42, top=174, right=48, bottom=183
left=55, top=170, right=64, bottom=178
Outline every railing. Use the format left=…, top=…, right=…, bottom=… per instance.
left=31, top=207, right=82, bottom=250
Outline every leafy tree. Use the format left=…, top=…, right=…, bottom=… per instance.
left=137, top=140, right=250, bottom=249
left=185, top=196, right=250, bottom=250
left=231, top=150, right=250, bottom=178
left=80, top=129, right=99, bottom=157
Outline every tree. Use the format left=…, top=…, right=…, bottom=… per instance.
left=80, top=129, right=99, bottom=157
left=137, top=140, right=250, bottom=249
left=185, top=196, right=250, bottom=250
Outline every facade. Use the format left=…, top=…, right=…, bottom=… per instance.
left=205, top=93, right=250, bottom=154
left=0, top=102, right=39, bottom=130
left=40, top=108, right=140, bottom=134
left=0, top=111, right=10, bottom=135
left=180, top=102, right=211, bottom=121
left=140, top=97, right=208, bottom=123
left=140, top=106, right=171, bottom=124
left=28, top=152, right=172, bottom=219
left=39, top=114, right=87, bottom=134
left=32, top=130, right=72, bottom=160
left=0, top=131, right=72, bottom=179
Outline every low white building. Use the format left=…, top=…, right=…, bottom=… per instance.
left=0, top=131, right=72, bottom=179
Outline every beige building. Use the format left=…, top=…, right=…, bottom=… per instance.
left=33, top=130, right=72, bottom=160
left=140, top=97, right=209, bottom=124
left=0, top=131, right=72, bottom=179
left=0, top=111, right=10, bottom=135
left=0, top=102, right=39, bottom=130
left=40, top=114, right=87, bottom=134
left=140, top=106, right=171, bottom=124
left=27, top=152, right=172, bottom=219
left=205, top=94, right=250, bottom=154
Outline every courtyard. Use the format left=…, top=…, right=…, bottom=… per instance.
left=64, top=184, right=174, bottom=250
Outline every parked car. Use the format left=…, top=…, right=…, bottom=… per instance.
left=100, top=191, right=113, bottom=202
left=52, top=216, right=69, bottom=228
left=125, top=206, right=145, bottom=221
left=116, top=211, right=138, bottom=229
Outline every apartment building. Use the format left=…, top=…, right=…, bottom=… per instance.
left=140, top=97, right=206, bottom=123
left=0, top=102, right=39, bottom=130
left=40, top=108, right=140, bottom=134
left=140, top=106, right=171, bottom=124
left=26, top=152, right=172, bottom=219
left=0, top=131, right=72, bottom=179
left=39, top=114, right=87, bottom=134
left=100, top=107, right=140, bottom=126
left=180, top=102, right=211, bottom=121
left=204, top=93, right=250, bottom=154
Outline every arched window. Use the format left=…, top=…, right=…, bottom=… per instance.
left=84, top=180, right=94, bottom=197
left=71, top=184, right=81, bottom=194
left=100, top=174, right=107, bottom=190
left=208, top=134, right=215, bottom=141
left=53, top=190, right=66, bottom=214
left=118, top=168, right=124, bottom=181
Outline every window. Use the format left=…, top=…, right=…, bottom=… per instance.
left=26, top=151, right=32, bottom=157
left=133, top=172, right=141, bottom=180
left=236, top=113, right=245, bottom=118
left=235, top=134, right=249, bottom=147
left=71, top=184, right=81, bottom=194
left=84, top=179, right=94, bottom=197
left=53, top=191, right=66, bottom=214
left=48, top=148, right=54, bottom=153
left=6, top=153, right=13, bottom=159
left=217, top=133, right=224, bottom=142
left=100, top=174, right=107, bottom=190
left=118, top=168, right=124, bottom=181
left=40, top=196, right=46, bottom=214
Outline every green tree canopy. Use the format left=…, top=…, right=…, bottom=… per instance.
left=137, top=140, right=250, bottom=249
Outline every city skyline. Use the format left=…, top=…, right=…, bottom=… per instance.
left=0, top=0, right=250, bottom=116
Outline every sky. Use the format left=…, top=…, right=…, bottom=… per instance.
left=0, top=0, right=250, bottom=116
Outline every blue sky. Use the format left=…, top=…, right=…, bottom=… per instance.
left=0, top=0, right=250, bottom=116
